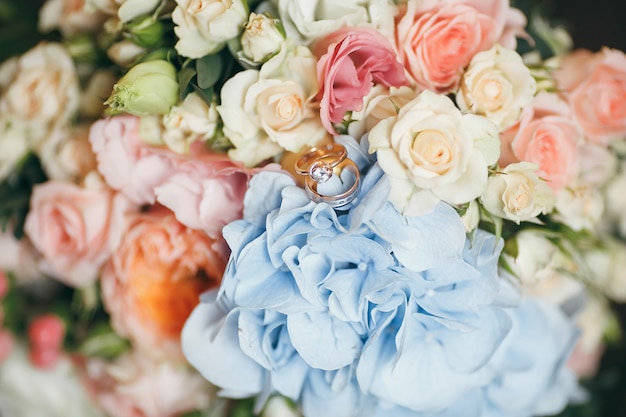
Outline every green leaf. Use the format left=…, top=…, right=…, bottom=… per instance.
left=178, top=65, right=197, bottom=98
left=196, top=53, right=223, bottom=90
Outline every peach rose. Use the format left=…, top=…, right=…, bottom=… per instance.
left=24, top=179, right=135, bottom=288
left=394, top=0, right=497, bottom=93
left=499, top=92, right=583, bottom=193
left=100, top=207, right=227, bottom=359
left=554, top=47, right=626, bottom=145
left=314, top=27, right=408, bottom=134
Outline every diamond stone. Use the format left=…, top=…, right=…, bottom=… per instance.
left=309, top=161, right=333, bottom=183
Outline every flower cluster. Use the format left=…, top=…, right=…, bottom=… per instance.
left=0, top=0, right=625, bottom=416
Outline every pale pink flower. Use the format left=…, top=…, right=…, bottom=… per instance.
left=24, top=180, right=136, bottom=288
left=80, top=351, right=213, bottom=417
left=554, top=47, right=626, bottom=145
left=100, top=206, right=227, bottom=359
left=314, top=27, right=408, bottom=134
left=89, top=115, right=176, bottom=205
left=155, top=143, right=250, bottom=238
left=499, top=92, right=583, bottom=193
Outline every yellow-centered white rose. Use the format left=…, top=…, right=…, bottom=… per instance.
left=240, top=12, right=285, bottom=65
left=162, top=92, right=220, bottom=154
left=218, top=43, right=327, bottom=166
left=457, top=44, right=537, bottom=131
left=172, top=0, right=248, bottom=59
left=368, top=90, right=500, bottom=216
left=481, top=162, right=555, bottom=224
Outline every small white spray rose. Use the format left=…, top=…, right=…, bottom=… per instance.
left=457, top=44, right=537, bottom=131
left=162, top=92, right=220, bottom=154
left=481, top=162, right=555, bottom=224
left=172, top=0, right=248, bottom=59
left=240, top=12, right=285, bottom=64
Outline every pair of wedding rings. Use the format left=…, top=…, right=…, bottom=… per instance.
left=295, top=143, right=360, bottom=209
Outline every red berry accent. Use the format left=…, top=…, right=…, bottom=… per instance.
left=29, top=346, right=61, bottom=369
left=28, top=314, right=65, bottom=350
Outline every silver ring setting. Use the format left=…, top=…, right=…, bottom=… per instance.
left=295, top=143, right=360, bottom=209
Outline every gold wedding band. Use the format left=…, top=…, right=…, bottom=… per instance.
left=295, top=143, right=360, bottom=209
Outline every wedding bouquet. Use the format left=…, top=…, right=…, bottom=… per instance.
left=1, top=0, right=626, bottom=416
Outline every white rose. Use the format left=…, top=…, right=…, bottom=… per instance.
left=460, top=199, right=480, bottom=233
left=457, top=44, right=537, bottom=131
left=369, top=90, right=500, bottom=216
left=38, top=0, right=107, bottom=37
left=240, top=12, right=285, bottom=64
left=162, top=92, right=219, bottom=154
left=0, top=345, right=106, bottom=417
left=172, top=0, right=248, bottom=59
left=510, top=230, right=584, bottom=305
left=347, top=84, right=417, bottom=140
left=219, top=45, right=327, bottom=166
left=274, top=0, right=394, bottom=45
left=0, top=42, right=80, bottom=136
left=584, top=240, right=626, bottom=302
left=481, top=162, right=555, bottom=224
left=553, top=181, right=604, bottom=231
left=37, top=124, right=97, bottom=181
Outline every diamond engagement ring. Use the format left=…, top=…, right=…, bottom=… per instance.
left=295, top=143, right=360, bottom=209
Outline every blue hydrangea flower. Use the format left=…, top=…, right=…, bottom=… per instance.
left=182, top=152, right=578, bottom=417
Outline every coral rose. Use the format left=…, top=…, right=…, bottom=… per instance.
left=499, top=92, right=583, bottom=193
left=554, top=47, right=626, bottom=145
left=314, top=27, right=408, bottom=134
left=100, top=207, right=227, bottom=359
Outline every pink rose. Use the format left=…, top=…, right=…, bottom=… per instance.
left=89, top=115, right=176, bottom=205
left=394, top=0, right=518, bottom=93
left=554, top=48, right=626, bottom=145
left=154, top=143, right=250, bottom=238
left=23, top=180, right=135, bottom=288
left=100, top=206, right=227, bottom=359
left=499, top=92, right=583, bottom=193
left=314, top=27, right=408, bottom=134
left=79, top=351, right=212, bottom=417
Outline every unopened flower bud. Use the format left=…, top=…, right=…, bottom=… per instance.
left=105, top=59, right=179, bottom=116
left=240, top=12, right=284, bottom=64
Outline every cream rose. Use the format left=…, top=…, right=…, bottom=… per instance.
left=219, top=44, right=327, bottom=166
left=0, top=42, right=80, bottom=137
left=0, top=120, right=31, bottom=182
left=583, top=239, right=626, bottom=302
left=457, top=44, right=537, bottom=131
left=346, top=85, right=417, bottom=140
left=172, top=0, right=248, bottom=59
left=481, top=162, right=555, bottom=224
left=369, top=90, right=500, bottom=215
left=162, top=92, right=219, bottom=154
left=37, top=124, right=98, bottom=182
left=38, top=0, right=108, bottom=37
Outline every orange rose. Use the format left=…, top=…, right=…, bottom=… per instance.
left=101, top=206, right=228, bottom=359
